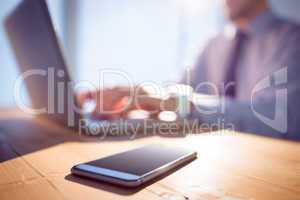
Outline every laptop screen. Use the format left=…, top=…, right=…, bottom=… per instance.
left=5, top=0, right=79, bottom=127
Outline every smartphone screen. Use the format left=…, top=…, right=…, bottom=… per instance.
left=85, top=145, right=194, bottom=176
left=72, top=144, right=197, bottom=187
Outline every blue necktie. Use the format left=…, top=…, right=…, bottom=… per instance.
left=225, top=31, right=248, bottom=98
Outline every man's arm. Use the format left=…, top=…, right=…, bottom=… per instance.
left=190, top=30, right=300, bottom=141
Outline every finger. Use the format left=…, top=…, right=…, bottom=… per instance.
left=76, top=91, right=93, bottom=107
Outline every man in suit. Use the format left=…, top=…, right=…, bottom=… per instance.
left=79, top=0, right=300, bottom=140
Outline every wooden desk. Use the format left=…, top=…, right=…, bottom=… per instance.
left=0, top=112, right=299, bottom=200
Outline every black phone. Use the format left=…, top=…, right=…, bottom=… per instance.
left=71, top=144, right=197, bottom=187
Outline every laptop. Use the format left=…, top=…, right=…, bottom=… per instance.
left=4, top=0, right=192, bottom=137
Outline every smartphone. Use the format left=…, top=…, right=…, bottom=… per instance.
left=71, top=144, right=197, bottom=187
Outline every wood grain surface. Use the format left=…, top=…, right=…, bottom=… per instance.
left=0, top=111, right=299, bottom=200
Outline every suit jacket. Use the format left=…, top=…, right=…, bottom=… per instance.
left=181, top=10, right=300, bottom=140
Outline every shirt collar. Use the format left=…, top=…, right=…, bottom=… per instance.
left=246, top=9, right=281, bottom=35
left=224, top=9, right=282, bottom=39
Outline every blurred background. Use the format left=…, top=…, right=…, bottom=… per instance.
left=0, top=0, right=300, bottom=108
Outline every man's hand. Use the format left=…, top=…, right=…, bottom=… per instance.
left=125, top=95, right=179, bottom=119
left=76, top=86, right=148, bottom=120
left=76, top=85, right=184, bottom=120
